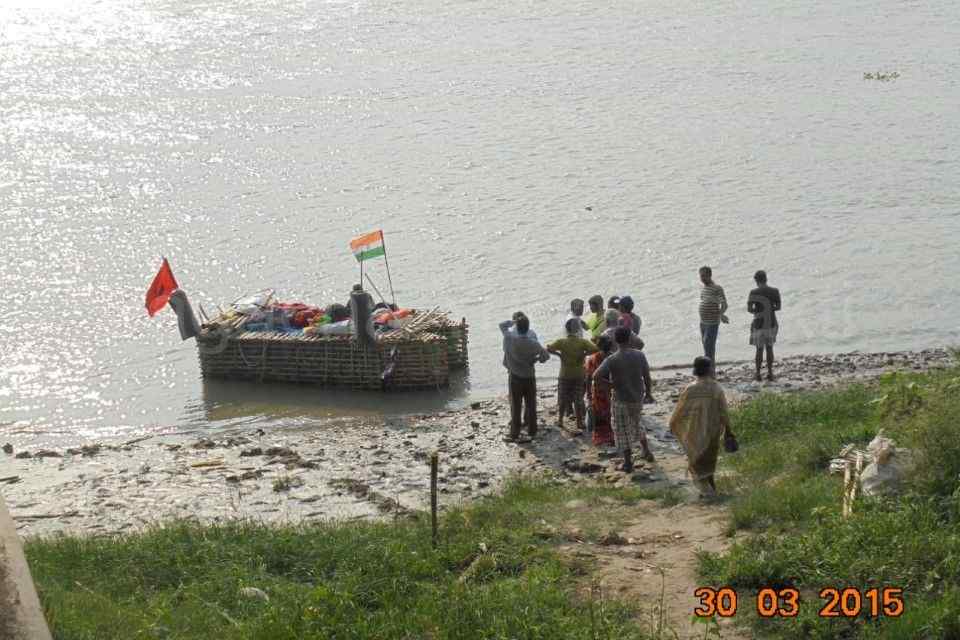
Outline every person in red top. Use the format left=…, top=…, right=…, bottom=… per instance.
left=584, top=334, right=615, bottom=447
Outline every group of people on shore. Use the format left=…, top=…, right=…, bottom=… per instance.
left=499, top=267, right=782, bottom=496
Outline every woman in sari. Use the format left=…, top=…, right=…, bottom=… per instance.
left=584, top=335, right=615, bottom=447
left=669, top=356, right=734, bottom=497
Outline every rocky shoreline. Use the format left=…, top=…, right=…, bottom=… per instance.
left=0, top=349, right=953, bottom=538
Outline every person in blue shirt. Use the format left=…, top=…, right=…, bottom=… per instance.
left=500, top=313, right=550, bottom=442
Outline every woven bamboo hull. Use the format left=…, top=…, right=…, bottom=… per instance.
left=196, top=314, right=468, bottom=391
left=438, top=322, right=469, bottom=370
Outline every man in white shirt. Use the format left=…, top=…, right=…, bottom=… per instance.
left=562, top=298, right=589, bottom=338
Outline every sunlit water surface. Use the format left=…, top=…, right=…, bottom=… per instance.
left=1, top=0, right=959, bottom=445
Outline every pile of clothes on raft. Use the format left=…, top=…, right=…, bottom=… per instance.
left=224, top=290, right=414, bottom=337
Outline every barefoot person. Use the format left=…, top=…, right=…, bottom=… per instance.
left=584, top=334, right=615, bottom=447
left=500, top=313, right=550, bottom=442
left=669, top=356, right=734, bottom=498
left=593, top=327, right=656, bottom=472
left=547, top=318, right=598, bottom=431
left=698, top=266, right=728, bottom=370
left=747, top=270, right=781, bottom=381
left=557, top=299, right=590, bottom=417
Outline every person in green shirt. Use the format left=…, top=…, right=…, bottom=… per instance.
left=585, top=294, right=606, bottom=339
left=547, top=318, right=599, bottom=432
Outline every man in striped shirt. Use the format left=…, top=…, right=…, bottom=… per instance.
left=698, top=266, right=728, bottom=369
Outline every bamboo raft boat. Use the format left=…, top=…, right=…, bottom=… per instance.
left=196, top=307, right=469, bottom=390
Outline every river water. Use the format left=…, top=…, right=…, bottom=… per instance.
left=1, top=0, right=959, bottom=445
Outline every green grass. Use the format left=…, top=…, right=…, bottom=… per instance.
left=26, top=480, right=678, bottom=640
left=700, top=362, right=960, bottom=639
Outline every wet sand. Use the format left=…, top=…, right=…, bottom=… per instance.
left=0, top=349, right=952, bottom=538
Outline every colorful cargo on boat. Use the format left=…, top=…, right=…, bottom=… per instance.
left=197, top=304, right=468, bottom=390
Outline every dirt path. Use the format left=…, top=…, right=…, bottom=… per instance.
left=545, top=411, right=747, bottom=639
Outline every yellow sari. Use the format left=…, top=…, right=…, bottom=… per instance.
left=669, top=378, right=730, bottom=481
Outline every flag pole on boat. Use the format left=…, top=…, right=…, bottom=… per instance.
left=380, top=230, right=397, bottom=308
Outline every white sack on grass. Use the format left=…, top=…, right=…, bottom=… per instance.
left=860, top=431, right=914, bottom=497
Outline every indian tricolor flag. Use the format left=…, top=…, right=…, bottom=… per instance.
left=349, top=229, right=386, bottom=262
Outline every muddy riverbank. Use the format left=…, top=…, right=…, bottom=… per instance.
left=0, top=349, right=953, bottom=538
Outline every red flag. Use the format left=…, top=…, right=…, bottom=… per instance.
left=145, top=258, right=179, bottom=317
